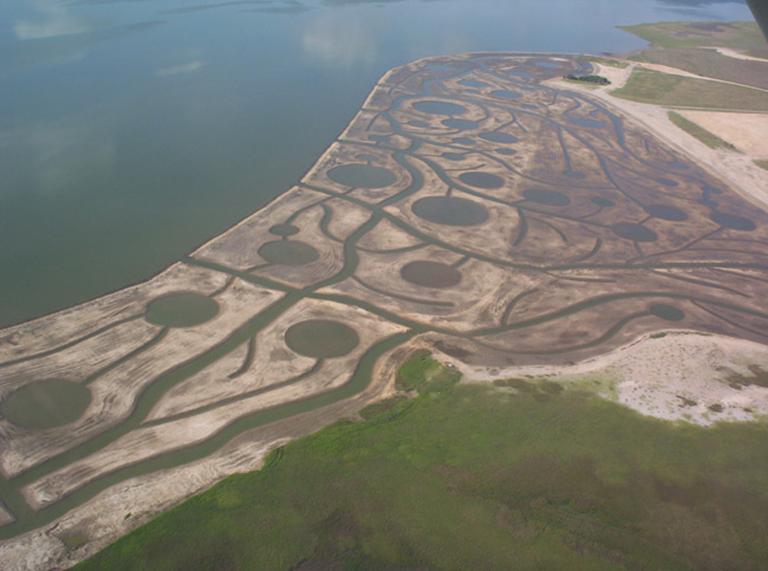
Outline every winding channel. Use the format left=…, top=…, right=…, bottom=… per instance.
left=3, top=53, right=768, bottom=541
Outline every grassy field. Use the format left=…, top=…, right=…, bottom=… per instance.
left=612, top=68, right=768, bottom=111
left=78, top=353, right=768, bottom=570
left=620, top=21, right=767, bottom=56
left=633, top=48, right=768, bottom=91
left=668, top=111, right=736, bottom=150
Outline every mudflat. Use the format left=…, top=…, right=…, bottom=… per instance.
left=3, top=52, right=768, bottom=569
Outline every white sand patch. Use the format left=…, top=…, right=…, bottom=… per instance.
left=709, top=47, right=768, bottom=63
left=592, top=62, right=633, bottom=87
left=442, top=331, right=768, bottom=426
left=679, top=111, right=768, bottom=159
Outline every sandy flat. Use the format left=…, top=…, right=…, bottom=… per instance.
left=711, top=47, right=768, bottom=62
left=447, top=330, right=768, bottom=426
left=0, top=338, right=415, bottom=571
left=4, top=51, right=768, bottom=571
left=679, top=110, right=768, bottom=158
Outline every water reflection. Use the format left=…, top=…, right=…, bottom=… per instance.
left=0, top=0, right=754, bottom=326
left=302, top=12, right=378, bottom=67
left=14, top=0, right=89, bottom=40
left=160, top=1, right=297, bottom=16
left=155, top=60, right=206, bottom=76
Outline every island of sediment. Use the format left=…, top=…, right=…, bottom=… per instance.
left=2, top=37, right=768, bottom=569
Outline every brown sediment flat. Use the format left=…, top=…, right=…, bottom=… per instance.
left=3, top=53, right=768, bottom=569
left=23, top=301, right=404, bottom=511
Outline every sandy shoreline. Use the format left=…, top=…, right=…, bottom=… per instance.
left=2, top=49, right=768, bottom=570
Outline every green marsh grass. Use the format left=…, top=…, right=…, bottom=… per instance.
left=78, top=353, right=768, bottom=570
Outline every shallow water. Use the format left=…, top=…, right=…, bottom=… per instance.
left=0, top=0, right=751, bottom=326
left=0, top=379, right=92, bottom=429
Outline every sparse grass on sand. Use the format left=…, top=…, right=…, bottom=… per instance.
left=585, top=56, right=628, bottom=69
left=612, top=68, right=768, bottom=112
left=620, top=21, right=767, bottom=56
left=668, top=111, right=736, bottom=150
left=77, top=352, right=768, bottom=570
left=633, top=48, right=768, bottom=91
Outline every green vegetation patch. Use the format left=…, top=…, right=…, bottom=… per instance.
left=725, top=365, right=768, bottom=390
left=612, top=68, right=768, bottom=111
left=755, top=159, right=768, bottom=171
left=79, top=355, right=768, bottom=571
left=620, top=21, right=767, bottom=56
left=632, top=47, right=768, bottom=91
left=668, top=111, right=736, bottom=149
left=359, top=396, right=409, bottom=420
left=395, top=349, right=461, bottom=393
left=565, top=74, right=611, bottom=85
left=493, top=377, right=564, bottom=401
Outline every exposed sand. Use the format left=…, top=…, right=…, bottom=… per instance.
left=4, top=51, right=768, bottom=571
left=446, top=331, right=768, bottom=426
left=710, top=47, right=768, bottom=62
left=0, top=263, right=223, bottom=364
left=24, top=300, right=406, bottom=510
left=0, top=278, right=283, bottom=479
left=0, top=338, right=417, bottom=571
left=679, top=110, right=768, bottom=158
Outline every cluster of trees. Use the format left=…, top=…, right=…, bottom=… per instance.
left=565, top=74, right=611, bottom=85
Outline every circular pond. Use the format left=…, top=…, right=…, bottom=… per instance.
left=401, top=260, right=462, bottom=288
left=412, top=196, right=489, bottom=226
left=644, top=204, right=688, bottom=222
left=459, top=171, right=505, bottom=190
left=413, top=100, right=467, bottom=116
left=258, top=240, right=320, bottom=266
left=523, top=188, right=570, bottom=206
left=269, top=223, right=300, bottom=237
left=146, top=292, right=220, bottom=328
left=285, top=320, right=359, bottom=359
left=327, top=164, right=397, bottom=189
left=649, top=303, right=685, bottom=322
left=710, top=210, right=756, bottom=231
left=611, top=222, right=658, bottom=242
left=1, top=379, right=91, bottom=430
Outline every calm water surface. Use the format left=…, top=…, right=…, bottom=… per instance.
left=0, top=0, right=751, bottom=326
